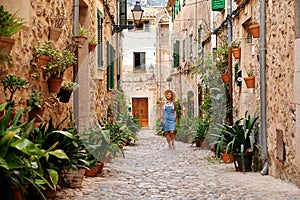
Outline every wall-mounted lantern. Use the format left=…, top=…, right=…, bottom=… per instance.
left=113, top=1, right=144, bottom=34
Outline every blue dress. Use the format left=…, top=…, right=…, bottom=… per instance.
left=162, top=101, right=176, bottom=131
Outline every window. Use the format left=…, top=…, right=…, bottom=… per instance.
left=136, top=21, right=144, bottom=30
left=97, top=10, right=103, bottom=68
left=173, top=40, right=179, bottom=68
left=198, top=25, right=202, bottom=53
left=107, top=42, right=115, bottom=90
left=189, top=34, right=193, bottom=57
left=134, top=52, right=145, bottom=70
left=144, top=20, right=150, bottom=32
left=128, top=21, right=134, bottom=32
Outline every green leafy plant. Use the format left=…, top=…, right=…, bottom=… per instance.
left=43, top=49, right=77, bottom=78
left=27, top=89, right=43, bottom=111
left=249, top=19, right=259, bottom=26
left=0, top=5, right=26, bottom=37
left=32, top=41, right=57, bottom=57
left=246, top=64, right=254, bottom=77
left=89, top=37, right=97, bottom=44
left=230, top=39, right=241, bottom=49
left=1, top=75, right=28, bottom=107
left=215, top=43, right=229, bottom=74
left=79, top=25, right=88, bottom=37
left=61, top=82, right=80, bottom=91
left=214, top=110, right=260, bottom=154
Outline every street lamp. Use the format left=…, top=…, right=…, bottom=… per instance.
left=131, top=1, right=144, bottom=23
left=112, top=1, right=144, bottom=33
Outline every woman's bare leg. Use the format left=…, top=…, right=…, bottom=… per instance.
left=170, top=130, right=175, bottom=148
left=165, top=131, right=171, bottom=148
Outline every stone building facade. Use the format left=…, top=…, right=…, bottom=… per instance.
left=0, top=0, right=119, bottom=131
left=121, top=7, right=163, bottom=129
left=166, top=0, right=300, bottom=187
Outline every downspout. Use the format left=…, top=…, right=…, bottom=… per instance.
left=259, top=0, right=268, bottom=175
left=227, top=0, right=233, bottom=125
left=73, top=0, right=79, bottom=127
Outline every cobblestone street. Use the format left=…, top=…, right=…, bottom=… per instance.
left=55, top=130, right=300, bottom=200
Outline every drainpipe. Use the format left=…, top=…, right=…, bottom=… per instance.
left=259, top=0, right=268, bottom=175
left=73, top=0, right=79, bottom=127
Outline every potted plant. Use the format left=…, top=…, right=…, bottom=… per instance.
left=0, top=6, right=26, bottom=54
left=230, top=39, right=241, bottom=59
left=214, top=110, right=260, bottom=172
left=215, top=43, right=229, bottom=83
left=49, top=8, right=66, bottom=41
left=192, top=116, right=210, bottom=147
left=32, top=41, right=57, bottom=68
left=249, top=19, right=260, bottom=38
left=73, top=25, right=88, bottom=47
left=57, top=82, right=80, bottom=103
left=27, top=89, right=44, bottom=123
left=1, top=75, right=29, bottom=109
left=244, top=65, right=255, bottom=88
left=88, top=38, right=97, bottom=52
left=43, top=49, right=77, bottom=93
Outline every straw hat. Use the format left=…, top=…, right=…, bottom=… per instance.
left=164, top=89, right=176, bottom=101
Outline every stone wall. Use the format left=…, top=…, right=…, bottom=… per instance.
left=1, top=0, right=113, bottom=129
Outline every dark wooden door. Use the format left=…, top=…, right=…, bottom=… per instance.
left=132, top=98, right=148, bottom=127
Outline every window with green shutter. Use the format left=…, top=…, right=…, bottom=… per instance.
left=211, top=0, right=225, bottom=11
left=97, top=10, right=103, bottom=68
left=197, top=25, right=202, bottom=53
left=107, top=42, right=115, bottom=90
left=119, top=0, right=127, bottom=27
left=173, top=40, right=179, bottom=68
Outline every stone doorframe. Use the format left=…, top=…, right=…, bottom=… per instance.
left=294, top=0, right=300, bottom=167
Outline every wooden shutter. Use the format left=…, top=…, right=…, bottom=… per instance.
left=119, top=0, right=127, bottom=27
left=211, top=0, right=225, bottom=11
left=107, top=42, right=115, bottom=90
left=182, top=39, right=185, bottom=61
left=173, top=40, right=179, bottom=68
left=97, top=10, right=103, bottom=67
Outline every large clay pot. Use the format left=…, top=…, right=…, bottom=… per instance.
left=233, top=152, right=253, bottom=172
left=0, top=36, right=15, bottom=54
left=244, top=76, right=255, bottom=88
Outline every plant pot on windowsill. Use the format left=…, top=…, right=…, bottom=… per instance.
left=232, top=48, right=241, bottom=59
left=249, top=24, right=260, bottom=38
left=0, top=36, right=15, bottom=54
left=244, top=76, right=255, bottom=88
left=49, top=27, right=63, bottom=41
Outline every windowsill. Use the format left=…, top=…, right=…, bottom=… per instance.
left=133, top=69, right=146, bottom=73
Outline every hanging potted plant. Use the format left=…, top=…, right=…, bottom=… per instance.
left=32, top=41, right=56, bottom=68
left=57, top=82, right=80, bottom=103
left=215, top=43, right=229, bottom=83
left=0, top=5, right=26, bottom=54
left=230, top=39, right=241, bottom=59
left=43, top=49, right=77, bottom=93
left=73, top=25, right=88, bottom=47
left=244, top=65, right=255, bottom=88
left=88, top=37, right=97, bottom=52
left=27, top=89, right=44, bottom=123
left=49, top=8, right=66, bottom=41
left=249, top=19, right=260, bottom=38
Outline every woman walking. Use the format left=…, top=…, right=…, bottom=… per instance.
left=161, top=90, right=177, bottom=149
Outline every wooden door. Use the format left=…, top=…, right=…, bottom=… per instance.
left=132, top=98, right=148, bottom=127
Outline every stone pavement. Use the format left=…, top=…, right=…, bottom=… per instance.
left=55, top=130, right=300, bottom=200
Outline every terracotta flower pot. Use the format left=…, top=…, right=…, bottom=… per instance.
left=47, top=77, right=63, bottom=93
left=85, top=165, right=100, bottom=177
left=49, top=27, right=63, bottom=41
left=89, top=43, right=97, bottom=52
left=244, top=76, right=255, bottom=88
left=0, top=36, right=15, bottom=54
left=222, top=152, right=234, bottom=163
left=28, top=108, right=43, bottom=123
left=221, top=72, right=229, bottom=83
left=232, top=48, right=241, bottom=59
left=249, top=24, right=260, bottom=38
left=36, top=55, right=50, bottom=67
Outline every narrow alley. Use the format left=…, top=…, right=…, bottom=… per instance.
left=55, top=130, right=300, bottom=200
